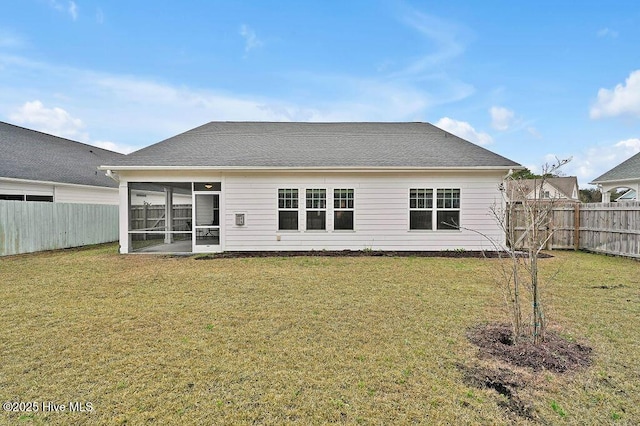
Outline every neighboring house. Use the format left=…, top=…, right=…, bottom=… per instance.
left=590, top=152, right=640, bottom=202
left=506, top=176, right=580, bottom=203
left=100, top=122, right=522, bottom=254
left=0, top=121, right=123, bottom=204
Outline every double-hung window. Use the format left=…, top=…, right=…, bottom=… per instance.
left=409, top=189, right=433, bottom=230
left=278, top=189, right=298, bottom=230
left=333, top=189, right=354, bottom=230
left=306, top=189, right=326, bottom=230
left=436, top=189, right=460, bottom=229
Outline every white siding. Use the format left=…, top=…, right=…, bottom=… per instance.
left=0, top=178, right=118, bottom=204
left=223, top=171, right=505, bottom=251
left=0, top=179, right=54, bottom=197
left=54, top=185, right=119, bottom=204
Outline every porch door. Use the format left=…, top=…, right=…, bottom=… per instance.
left=193, top=193, right=221, bottom=252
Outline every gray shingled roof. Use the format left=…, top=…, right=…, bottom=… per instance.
left=0, top=121, right=124, bottom=188
left=102, top=122, right=520, bottom=169
left=590, top=152, right=640, bottom=184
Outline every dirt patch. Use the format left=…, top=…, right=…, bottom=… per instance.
left=461, top=323, right=592, bottom=420
left=467, top=323, right=592, bottom=373
left=459, top=363, right=535, bottom=420
left=194, top=250, right=553, bottom=260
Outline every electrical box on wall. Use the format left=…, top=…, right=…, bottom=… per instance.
left=235, top=213, right=245, bottom=226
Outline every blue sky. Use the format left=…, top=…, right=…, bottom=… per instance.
left=1, top=1, right=639, bottom=186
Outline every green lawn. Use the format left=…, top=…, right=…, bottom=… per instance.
left=1, top=244, right=638, bottom=425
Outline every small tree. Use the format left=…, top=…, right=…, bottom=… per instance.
left=502, top=158, right=570, bottom=343
left=454, top=158, right=570, bottom=344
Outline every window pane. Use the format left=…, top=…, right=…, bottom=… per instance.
left=334, top=189, right=354, bottom=209
left=25, top=195, right=54, bottom=202
left=279, top=188, right=298, bottom=209
left=306, top=189, right=326, bottom=209
left=334, top=211, right=354, bottom=230
left=279, top=211, right=298, bottom=230
left=410, top=210, right=432, bottom=230
left=0, top=194, right=25, bottom=201
left=410, top=188, right=432, bottom=209
left=306, top=210, right=326, bottom=230
left=437, top=211, right=460, bottom=230
left=437, top=189, right=460, bottom=209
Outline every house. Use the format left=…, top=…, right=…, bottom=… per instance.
left=590, top=152, right=640, bottom=202
left=99, top=122, right=522, bottom=254
left=506, top=176, right=580, bottom=203
left=0, top=121, right=124, bottom=204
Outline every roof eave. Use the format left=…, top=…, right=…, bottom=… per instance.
left=0, top=176, right=119, bottom=190
left=589, top=176, right=640, bottom=185
left=99, top=165, right=523, bottom=172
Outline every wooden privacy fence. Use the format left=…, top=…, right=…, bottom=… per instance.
left=0, top=200, right=118, bottom=256
left=129, top=204, right=192, bottom=232
left=511, top=201, right=640, bottom=259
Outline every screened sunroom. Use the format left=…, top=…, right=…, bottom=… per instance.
left=127, top=182, right=221, bottom=253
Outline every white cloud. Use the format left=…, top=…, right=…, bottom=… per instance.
left=490, top=106, right=515, bottom=131
left=590, top=70, right=640, bottom=119
left=435, top=117, right=493, bottom=145
left=9, top=100, right=87, bottom=140
left=614, top=138, right=640, bottom=152
left=560, top=138, right=640, bottom=184
left=397, top=10, right=468, bottom=76
left=7, top=100, right=135, bottom=153
left=46, top=0, right=78, bottom=20
left=239, top=24, right=263, bottom=53
left=68, top=1, right=78, bottom=21
left=92, top=140, right=136, bottom=154
left=597, top=27, right=618, bottom=38
left=96, top=8, right=104, bottom=24
left=526, top=127, right=541, bottom=138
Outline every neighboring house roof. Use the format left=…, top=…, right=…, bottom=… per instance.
left=545, top=177, right=579, bottom=200
left=0, top=121, right=124, bottom=188
left=590, top=152, right=640, bottom=184
left=101, top=122, right=521, bottom=170
left=507, top=176, right=579, bottom=201
left=615, top=189, right=637, bottom=201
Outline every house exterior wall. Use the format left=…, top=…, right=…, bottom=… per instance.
left=54, top=185, right=119, bottom=204
left=0, top=178, right=118, bottom=204
left=116, top=169, right=506, bottom=253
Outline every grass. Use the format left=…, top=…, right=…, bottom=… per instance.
left=0, top=244, right=638, bottom=424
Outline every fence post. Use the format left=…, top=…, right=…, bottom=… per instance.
left=573, top=203, right=580, bottom=250
left=142, top=203, right=148, bottom=240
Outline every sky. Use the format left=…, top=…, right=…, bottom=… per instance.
left=1, top=1, right=640, bottom=186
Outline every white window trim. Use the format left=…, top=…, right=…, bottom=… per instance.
left=304, top=188, right=327, bottom=232
left=332, top=188, right=355, bottom=232
left=435, top=188, right=461, bottom=231
left=277, top=188, right=300, bottom=232
left=408, top=188, right=434, bottom=231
